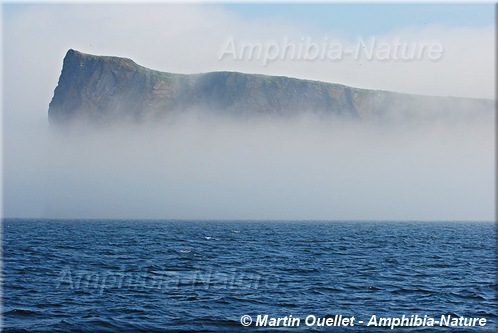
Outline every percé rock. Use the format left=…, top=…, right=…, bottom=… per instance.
left=48, top=49, right=493, bottom=125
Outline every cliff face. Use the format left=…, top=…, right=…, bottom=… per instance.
left=48, top=49, right=494, bottom=125
left=49, top=49, right=180, bottom=124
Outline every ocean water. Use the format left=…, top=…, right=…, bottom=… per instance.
left=2, top=219, right=496, bottom=332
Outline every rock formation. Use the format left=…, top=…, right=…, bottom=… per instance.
left=48, top=49, right=494, bottom=125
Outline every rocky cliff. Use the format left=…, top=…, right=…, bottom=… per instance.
left=48, top=49, right=494, bottom=125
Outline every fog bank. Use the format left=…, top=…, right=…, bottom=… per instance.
left=3, top=109, right=494, bottom=221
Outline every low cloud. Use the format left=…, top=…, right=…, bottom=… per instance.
left=3, top=108, right=494, bottom=221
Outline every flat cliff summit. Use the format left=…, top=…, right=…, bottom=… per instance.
left=48, top=49, right=493, bottom=125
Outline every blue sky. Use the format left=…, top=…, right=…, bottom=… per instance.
left=4, top=3, right=495, bottom=32
left=224, top=3, right=494, bottom=37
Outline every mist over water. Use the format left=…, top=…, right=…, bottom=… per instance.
left=3, top=105, right=493, bottom=221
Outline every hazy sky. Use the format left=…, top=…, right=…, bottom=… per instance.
left=1, top=2, right=495, bottom=220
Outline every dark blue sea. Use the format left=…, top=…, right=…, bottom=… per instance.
left=2, top=219, right=497, bottom=332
